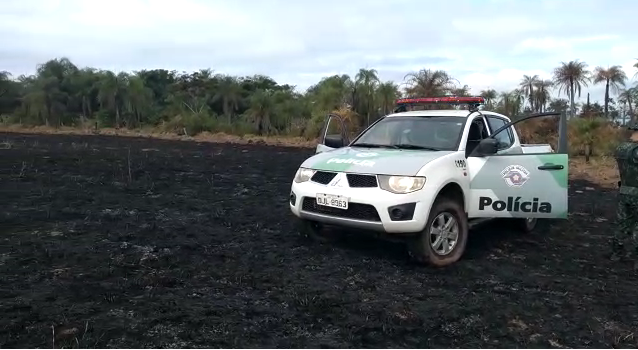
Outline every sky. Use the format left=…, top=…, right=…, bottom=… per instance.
left=1, top=0, right=637, bottom=104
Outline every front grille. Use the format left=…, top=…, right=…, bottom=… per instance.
left=301, top=197, right=381, bottom=222
left=346, top=174, right=378, bottom=188
left=311, top=171, right=337, bottom=185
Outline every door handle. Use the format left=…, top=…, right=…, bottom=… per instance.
left=538, top=164, right=564, bottom=170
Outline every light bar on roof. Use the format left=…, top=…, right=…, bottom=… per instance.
left=396, top=96, right=485, bottom=105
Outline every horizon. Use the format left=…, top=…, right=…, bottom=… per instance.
left=1, top=0, right=637, bottom=104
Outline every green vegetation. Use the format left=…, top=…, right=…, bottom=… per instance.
left=0, top=57, right=637, bottom=154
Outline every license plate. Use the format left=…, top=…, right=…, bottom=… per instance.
left=315, top=193, right=349, bottom=210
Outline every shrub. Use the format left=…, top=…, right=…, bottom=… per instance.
left=518, top=116, right=624, bottom=159
left=161, top=113, right=217, bottom=136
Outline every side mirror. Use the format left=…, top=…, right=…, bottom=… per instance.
left=324, top=134, right=344, bottom=148
left=476, top=138, right=498, bottom=156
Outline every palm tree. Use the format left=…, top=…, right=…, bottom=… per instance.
left=533, top=80, right=553, bottom=112
left=451, top=85, right=471, bottom=97
left=96, top=71, right=129, bottom=127
left=402, top=69, right=458, bottom=109
left=126, top=75, right=154, bottom=127
left=480, top=89, right=497, bottom=109
left=0, top=71, right=11, bottom=98
left=213, top=75, right=242, bottom=124
left=519, top=75, right=540, bottom=111
left=498, top=89, right=525, bottom=117
left=376, top=81, right=400, bottom=115
left=307, top=74, right=354, bottom=113
left=70, top=68, right=99, bottom=122
left=552, top=60, right=591, bottom=120
left=592, top=65, right=627, bottom=119
left=573, top=118, right=602, bottom=162
left=618, top=87, right=638, bottom=122
left=355, top=68, right=379, bottom=126
left=246, top=89, right=274, bottom=135
left=19, top=75, right=50, bottom=125
left=548, top=98, right=570, bottom=115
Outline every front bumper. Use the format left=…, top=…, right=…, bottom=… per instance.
left=289, top=180, right=431, bottom=234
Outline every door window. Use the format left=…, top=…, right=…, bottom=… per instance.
left=486, top=116, right=514, bottom=150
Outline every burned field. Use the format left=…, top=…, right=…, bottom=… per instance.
left=1, top=132, right=637, bottom=348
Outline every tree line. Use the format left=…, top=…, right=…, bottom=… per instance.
left=0, top=57, right=636, bottom=137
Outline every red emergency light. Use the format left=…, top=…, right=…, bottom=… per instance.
left=394, top=96, right=485, bottom=112
left=395, top=96, right=485, bottom=105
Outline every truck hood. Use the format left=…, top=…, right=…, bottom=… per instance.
left=300, top=147, right=454, bottom=176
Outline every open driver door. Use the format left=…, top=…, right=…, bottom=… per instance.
left=316, top=113, right=350, bottom=154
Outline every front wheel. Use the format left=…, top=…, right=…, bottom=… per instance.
left=408, top=197, right=469, bottom=267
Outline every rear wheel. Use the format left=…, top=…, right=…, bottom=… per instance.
left=509, top=217, right=538, bottom=233
left=297, top=219, right=341, bottom=243
left=408, top=197, right=469, bottom=267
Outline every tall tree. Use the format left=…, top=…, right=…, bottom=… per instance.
left=376, top=81, right=400, bottom=115
left=403, top=69, right=458, bottom=103
left=126, top=75, right=154, bottom=127
left=355, top=68, right=379, bottom=127
left=592, top=65, right=627, bottom=119
left=246, top=89, right=274, bottom=135
left=480, top=89, right=497, bottom=109
left=451, top=85, right=471, bottom=97
left=618, top=87, right=637, bottom=122
left=519, top=75, right=540, bottom=111
left=96, top=71, right=129, bottom=127
left=533, top=80, right=553, bottom=112
left=552, top=60, right=590, bottom=120
left=214, top=75, right=242, bottom=124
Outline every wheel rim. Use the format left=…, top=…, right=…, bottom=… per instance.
left=429, top=212, right=459, bottom=256
left=525, top=217, right=537, bottom=230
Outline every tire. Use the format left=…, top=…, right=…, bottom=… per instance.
left=297, top=219, right=341, bottom=243
left=408, top=196, right=469, bottom=267
left=507, top=217, right=539, bottom=233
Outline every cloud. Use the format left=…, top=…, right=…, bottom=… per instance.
left=0, top=0, right=636, bottom=105
left=513, top=35, right=619, bottom=54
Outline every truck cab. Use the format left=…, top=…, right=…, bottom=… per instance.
left=290, top=96, right=568, bottom=267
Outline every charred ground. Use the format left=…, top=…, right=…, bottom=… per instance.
left=0, top=133, right=637, bottom=348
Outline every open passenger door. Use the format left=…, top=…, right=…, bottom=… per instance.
left=316, top=113, right=350, bottom=154
left=466, top=112, right=569, bottom=219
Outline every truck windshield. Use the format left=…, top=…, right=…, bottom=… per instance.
left=351, top=116, right=465, bottom=151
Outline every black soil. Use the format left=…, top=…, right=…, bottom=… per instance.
left=1, top=133, right=637, bottom=348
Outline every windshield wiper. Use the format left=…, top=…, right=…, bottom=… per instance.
left=392, top=144, right=442, bottom=151
left=351, top=143, right=396, bottom=149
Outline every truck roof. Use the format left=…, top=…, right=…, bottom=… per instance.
left=386, top=110, right=478, bottom=118
left=386, top=109, right=511, bottom=121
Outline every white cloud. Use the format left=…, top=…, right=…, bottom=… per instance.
left=0, top=0, right=635, bottom=105
left=513, top=35, right=619, bottom=53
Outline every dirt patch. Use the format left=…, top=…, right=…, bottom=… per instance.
left=569, top=157, right=620, bottom=188
left=1, top=132, right=637, bottom=348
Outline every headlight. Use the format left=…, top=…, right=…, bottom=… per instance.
left=378, top=175, right=426, bottom=194
left=294, top=167, right=316, bottom=183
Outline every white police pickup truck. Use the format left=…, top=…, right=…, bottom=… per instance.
left=289, top=96, right=569, bottom=267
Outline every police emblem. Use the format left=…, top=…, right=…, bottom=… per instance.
left=500, top=164, right=530, bottom=187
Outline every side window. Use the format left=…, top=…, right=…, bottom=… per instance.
left=465, top=116, right=490, bottom=157
left=486, top=116, right=514, bottom=149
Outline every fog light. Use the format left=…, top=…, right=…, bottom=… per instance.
left=387, top=203, right=416, bottom=221
left=390, top=208, right=403, bottom=220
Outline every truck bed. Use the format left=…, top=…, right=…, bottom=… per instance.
left=521, top=143, right=554, bottom=153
